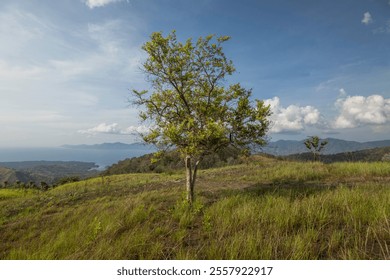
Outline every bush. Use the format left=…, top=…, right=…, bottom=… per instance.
left=103, top=146, right=244, bottom=175
left=56, top=176, right=80, bottom=185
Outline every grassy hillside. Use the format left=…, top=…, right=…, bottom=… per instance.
left=0, top=161, right=99, bottom=185
left=0, top=166, right=35, bottom=185
left=0, top=156, right=389, bottom=259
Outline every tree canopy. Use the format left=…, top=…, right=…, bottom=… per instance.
left=304, top=136, right=328, bottom=161
left=132, top=31, right=271, bottom=203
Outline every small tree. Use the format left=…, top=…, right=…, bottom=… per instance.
left=132, top=31, right=271, bottom=205
left=304, top=136, right=328, bottom=161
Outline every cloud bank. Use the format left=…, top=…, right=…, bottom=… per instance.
left=333, top=95, right=390, bottom=129
left=264, top=93, right=390, bottom=133
left=264, top=97, right=321, bottom=134
left=79, top=123, right=151, bottom=135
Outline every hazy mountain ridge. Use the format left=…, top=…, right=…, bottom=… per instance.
left=63, top=138, right=390, bottom=155
left=286, top=146, right=390, bottom=163
left=262, top=138, right=390, bottom=155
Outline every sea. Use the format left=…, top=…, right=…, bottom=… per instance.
left=0, top=146, right=156, bottom=170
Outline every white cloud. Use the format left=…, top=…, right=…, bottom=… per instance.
left=122, top=125, right=152, bottom=135
left=79, top=123, right=151, bottom=135
left=84, top=0, right=124, bottom=9
left=333, top=94, right=390, bottom=129
left=264, top=97, right=321, bottom=133
left=79, top=123, right=121, bottom=134
left=361, top=12, right=373, bottom=25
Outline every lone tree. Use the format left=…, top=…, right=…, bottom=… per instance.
left=304, top=136, right=328, bottom=161
left=132, top=31, right=271, bottom=204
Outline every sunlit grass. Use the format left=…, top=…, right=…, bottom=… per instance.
left=0, top=189, right=39, bottom=199
left=201, top=183, right=389, bottom=259
left=0, top=158, right=389, bottom=259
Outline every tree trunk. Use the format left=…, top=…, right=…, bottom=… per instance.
left=185, top=156, right=194, bottom=205
left=185, top=155, right=202, bottom=205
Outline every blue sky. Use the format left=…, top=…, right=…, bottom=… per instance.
left=0, top=0, right=389, bottom=147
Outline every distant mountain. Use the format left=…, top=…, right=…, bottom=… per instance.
left=262, top=138, right=390, bottom=156
left=62, top=139, right=390, bottom=156
left=62, top=142, right=154, bottom=150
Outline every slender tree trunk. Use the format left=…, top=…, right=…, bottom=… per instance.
left=185, top=155, right=202, bottom=205
left=185, top=155, right=194, bottom=204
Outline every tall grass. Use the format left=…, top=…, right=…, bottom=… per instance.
left=0, top=158, right=389, bottom=259
left=201, top=183, right=389, bottom=259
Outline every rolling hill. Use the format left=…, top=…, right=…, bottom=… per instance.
left=0, top=156, right=389, bottom=259
left=103, top=145, right=245, bottom=175
left=103, top=144, right=390, bottom=176
left=0, top=161, right=99, bottom=185
left=0, top=167, right=35, bottom=185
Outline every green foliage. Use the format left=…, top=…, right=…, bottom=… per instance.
left=56, top=176, right=80, bottom=186
left=103, top=145, right=244, bottom=175
left=132, top=31, right=271, bottom=203
left=304, top=136, right=328, bottom=161
left=134, top=31, right=270, bottom=157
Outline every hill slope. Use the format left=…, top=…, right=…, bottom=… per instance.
left=0, top=167, right=35, bottom=185
left=0, top=161, right=99, bottom=185
left=1, top=156, right=389, bottom=260
left=103, top=146, right=245, bottom=175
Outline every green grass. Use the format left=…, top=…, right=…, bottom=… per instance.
left=0, top=157, right=389, bottom=259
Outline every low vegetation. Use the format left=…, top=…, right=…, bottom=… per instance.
left=103, top=145, right=245, bottom=175
left=0, top=156, right=389, bottom=259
